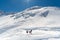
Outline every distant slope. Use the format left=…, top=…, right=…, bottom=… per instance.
left=0, top=6, right=60, bottom=40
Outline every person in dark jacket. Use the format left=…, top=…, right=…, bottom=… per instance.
left=29, top=30, right=32, bottom=34
left=26, top=30, right=32, bottom=34
left=26, top=30, right=28, bottom=33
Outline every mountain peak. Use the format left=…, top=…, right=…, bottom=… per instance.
left=26, top=6, right=42, bottom=11
left=13, top=6, right=60, bottom=19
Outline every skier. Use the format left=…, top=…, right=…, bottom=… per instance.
left=26, top=30, right=32, bottom=34
left=29, top=30, right=32, bottom=34
left=26, top=30, right=28, bottom=33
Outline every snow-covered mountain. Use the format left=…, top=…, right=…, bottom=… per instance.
left=0, top=6, right=60, bottom=40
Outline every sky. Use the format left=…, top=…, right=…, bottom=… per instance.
left=0, top=0, right=60, bottom=12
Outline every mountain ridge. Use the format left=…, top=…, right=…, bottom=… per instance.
left=0, top=6, right=60, bottom=40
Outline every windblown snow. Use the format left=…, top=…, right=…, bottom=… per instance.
left=0, top=6, right=60, bottom=40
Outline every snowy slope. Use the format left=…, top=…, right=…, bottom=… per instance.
left=0, top=6, right=60, bottom=40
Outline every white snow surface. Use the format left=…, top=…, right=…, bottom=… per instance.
left=0, top=6, right=60, bottom=40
